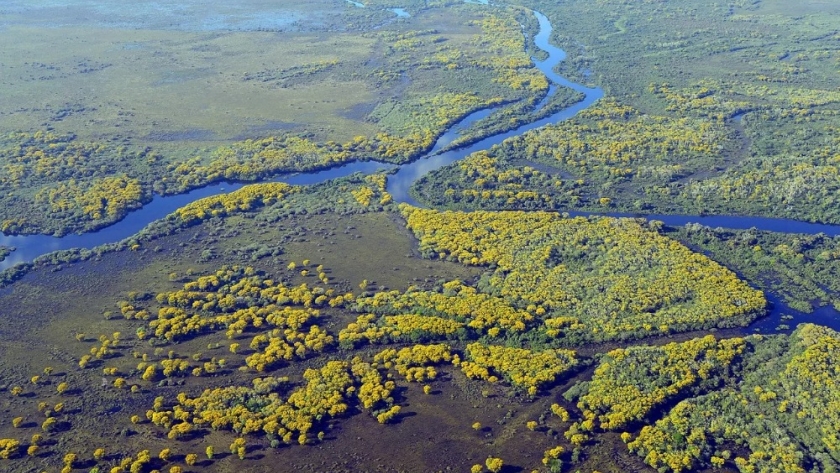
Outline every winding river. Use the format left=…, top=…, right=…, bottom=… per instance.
left=0, top=7, right=837, bottom=332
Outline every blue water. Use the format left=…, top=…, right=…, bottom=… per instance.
left=746, top=292, right=839, bottom=335
left=0, top=160, right=395, bottom=270
left=565, top=211, right=840, bottom=236
left=1, top=8, right=602, bottom=271
left=345, top=2, right=411, bottom=19
left=0, top=7, right=838, bottom=333
left=384, top=11, right=603, bottom=206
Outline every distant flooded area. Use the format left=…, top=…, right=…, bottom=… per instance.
left=0, top=0, right=329, bottom=31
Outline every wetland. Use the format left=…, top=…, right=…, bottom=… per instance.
left=1, top=1, right=840, bottom=473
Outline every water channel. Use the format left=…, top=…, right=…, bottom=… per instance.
left=1, top=6, right=837, bottom=332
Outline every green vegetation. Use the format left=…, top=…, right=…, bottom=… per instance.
left=402, top=206, right=766, bottom=342
left=569, top=335, right=748, bottom=431
left=0, top=132, right=155, bottom=235
left=3, top=0, right=840, bottom=472
left=624, top=324, right=840, bottom=473
left=412, top=98, right=727, bottom=211
left=412, top=150, right=582, bottom=211
left=353, top=279, right=535, bottom=337
left=0, top=0, right=551, bottom=235
left=416, top=0, right=840, bottom=224
left=674, top=225, right=840, bottom=313
left=459, top=343, right=578, bottom=396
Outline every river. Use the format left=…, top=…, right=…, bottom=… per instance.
left=0, top=6, right=837, bottom=332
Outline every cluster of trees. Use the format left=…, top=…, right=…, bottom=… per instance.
left=350, top=357, right=396, bottom=411
left=372, top=343, right=453, bottom=382
left=338, top=313, right=465, bottom=347
left=460, top=343, right=578, bottom=395
left=380, top=314, right=463, bottom=341
left=144, top=265, right=340, bottom=339
left=72, top=264, right=354, bottom=403
left=675, top=225, right=840, bottom=312
left=82, top=262, right=454, bottom=452
left=119, top=266, right=342, bottom=374
left=474, top=98, right=724, bottom=190
left=169, top=134, right=369, bottom=190
left=401, top=206, right=766, bottom=342
left=651, top=79, right=840, bottom=122
left=675, top=146, right=840, bottom=224
left=245, top=325, right=334, bottom=372
left=350, top=173, right=392, bottom=207
left=34, top=175, right=144, bottom=222
left=468, top=16, right=548, bottom=93
left=627, top=388, right=807, bottom=473
left=0, top=131, right=156, bottom=235
left=774, top=325, right=840, bottom=460
left=412, top=150, right=571, bottom=211
left=569, top=335, right=748, bottom=431
left=619, top=324, right=840, bottom=472
left=412, top=96, right=730, bottom=215
left=0, top=439, right=20, bottom=459
left=656, top=79, right=840, bottom=222
left=649, top=81, right=752, bottom=121
left=172, top=183, right=299, bottom=226
left=147, top=357, right=401, bottom=446
left=354, top=279, right=535, bottom=335
left=542, top=445, right=565, bottom=472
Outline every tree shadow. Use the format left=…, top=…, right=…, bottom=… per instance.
left=393, top=411, right=417, bottom=424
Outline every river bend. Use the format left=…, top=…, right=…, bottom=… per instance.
left=0, top=7, right=837, bottom=332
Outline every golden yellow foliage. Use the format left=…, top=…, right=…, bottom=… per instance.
left=0, top=439, right=20, bottom=459
left=460, top=343, right=577, bottom=393
left=373, top=344, right=452, bottom=383
left=173, top=183, right=298, bottom=225
left=401, top=206, right=765, bottom=341
left=578, top=336, right=747, bottom=430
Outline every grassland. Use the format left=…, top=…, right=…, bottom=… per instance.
left=2, top=0, right=840, bottom=472
left=0, top=178, right=787, bottom=473
left=417, top=0, right=840, bottom=224
left=0, top=0, right=552, bottom=235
